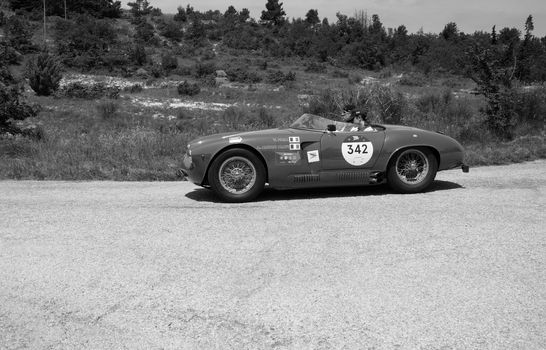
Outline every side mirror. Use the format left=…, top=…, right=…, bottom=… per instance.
left=327, top=124, right=336, bottom=132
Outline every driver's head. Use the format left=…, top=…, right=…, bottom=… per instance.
left=342, top=104, right=356, bottom=122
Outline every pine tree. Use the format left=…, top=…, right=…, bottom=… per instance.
left=305, top=9, right=319, bottom=26
left=260, top=0, right=286, bottom=26
left=491, top=25, right=497, bottom=45
left=524, top=15, right=534, bottom=43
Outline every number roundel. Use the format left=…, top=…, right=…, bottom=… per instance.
left=341, top=136, right=373, bottom=166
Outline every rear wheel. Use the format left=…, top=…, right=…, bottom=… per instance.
left=387, top=148, right=438, bottom=193
left=208, top=148, right=266, bottom=202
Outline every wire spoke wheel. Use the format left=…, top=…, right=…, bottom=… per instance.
left=395, top=149, right=429, bottom=185
left=218, top=156, right=257, bottom=194
left=387, top=147, right=438, bottom=193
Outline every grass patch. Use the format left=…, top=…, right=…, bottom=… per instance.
left=1, top=68, right=544, bottom=180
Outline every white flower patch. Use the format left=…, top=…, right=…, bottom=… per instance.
left=168, top=99, right=234, bottom=111
left=59, top=74, right=188, bottom=90
left=130, top=97, right=235, bottom=111
left=60, top=74, right=137, bottom=89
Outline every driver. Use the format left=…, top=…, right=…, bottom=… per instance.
left=341, top=104, right=372, bottom=131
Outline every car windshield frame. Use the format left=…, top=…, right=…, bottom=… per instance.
left=289, top=113, right=352, bottom=131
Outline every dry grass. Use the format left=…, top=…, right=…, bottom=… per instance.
left=1, top=67, right=544, bottom=180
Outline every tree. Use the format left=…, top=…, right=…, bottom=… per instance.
left=131, top=44, right=146, bottom=65
left=6, top=15, right=35, bottom=53
left=517, top=14, right=545, bottom=81
left=186, top=19, right=206, bottom=46
left=9, top=0, right=121, bottom=18
left=127, top=0, right=153, bottom=17
left=160, top=21, right=183, bottom=42
left=465, top=43, right=517, bottom=139
left=305, top=9, right=319, bottom=26
left=173, top=6, right=186, bottom=22
left=498, top=27, right=520, bottom=45
left=239, top=8, right=250, bottom=22
left=52, top=15, right=117, bottom=67
left=369, top=14, right=384, bottom=37
left=524, top=14, right=534, bottom=42
left=224, top=5, right=237, bottom=18
left=260, top=0, right=286, bottom=26
left=441, top=22, right=459, bottom=41
left=491, top=25, right=497, bottom=45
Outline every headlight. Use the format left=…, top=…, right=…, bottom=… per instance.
left=187, top=144, right=191, bottom=156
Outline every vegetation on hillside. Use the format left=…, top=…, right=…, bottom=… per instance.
left=0, top=0, right=545, bottom=180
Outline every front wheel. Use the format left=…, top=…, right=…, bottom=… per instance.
left=208, top=148, right=266, bottom=202
left=387, top=148, right=438, bottom=193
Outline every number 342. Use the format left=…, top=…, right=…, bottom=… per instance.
left=346, top=143, right=368, bottom=154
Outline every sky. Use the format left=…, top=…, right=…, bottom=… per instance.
left=147, top=0, right=546, bottom=37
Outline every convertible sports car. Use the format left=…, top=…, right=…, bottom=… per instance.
left=181, top=113, right=469, bottom=202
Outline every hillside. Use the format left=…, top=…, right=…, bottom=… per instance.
left=0, top=4, right=545, bottom=180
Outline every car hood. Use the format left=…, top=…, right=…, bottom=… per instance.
left=190, top=128, right=296, bottom=144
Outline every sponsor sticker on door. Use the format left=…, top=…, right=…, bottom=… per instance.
left=307, top=150, right=320, bottom=163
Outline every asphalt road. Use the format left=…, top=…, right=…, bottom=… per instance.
left=1, top=161, right=545, bottom=349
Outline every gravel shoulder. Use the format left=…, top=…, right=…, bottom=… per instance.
left=1, top=161, right=545, bottom=349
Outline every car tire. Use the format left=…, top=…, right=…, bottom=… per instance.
left=208, top=148, right=266, bottom=202
left=387, top=147, right=438, bottom=193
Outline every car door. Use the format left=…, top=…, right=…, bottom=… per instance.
left=319, top=128, right=386, bottom=170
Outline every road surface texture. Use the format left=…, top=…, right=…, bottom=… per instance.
left=1, top=160, right=545, bottom=349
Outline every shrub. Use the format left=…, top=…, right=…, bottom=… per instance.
left=123, top=84, right=143, bottom=93
left=177, top=81, right=200, bottom=96
left=266, top=70, right=296, bottom=85
left=1, top=82, right=38, bottom=134
left=222, top=106, right=245, bottom=129
left=331, top=69, right=349, bottom=78
left=161, top=53, right=178, bottom=71
left=25, top=52, right=63, bottom=96
left=135, top=19, right=156, bottom=44
left=256, top=107, right=275, bottom=128
left=96, top=99, right=119, bottom=120
left=480, top=87, right=546, bottom=140
left=305, top=62, right=327, bottom=73
left=483, top=90, right=518, bottom=140
left=52, top=16, right=117, bottom=68
left=160, top=21, right=183, bottom=42
left=512, top=87, right=546, bottom=134
left=347, top=73, right=363, bottom=85
left=257, top=60, right=268, bottom=70
left=195, top=62, right=216, bottom=78
left=372, top=85, right=406, bottom=124
left=399, top=73, right=427, bottom=87
left=304, top=88, right=343, bottom=117
left=0, top=42, right=22, bottom=65
left=58, top=82, right=120, bottom=99
left=132, top=44, right=147, bottom=66
left=226, top=67, right=262, bottom=83
left=6, top=15, right=35, bottom=53
left=200, top=75, right=216, bottom=87
left=149, top=65, right=163, bottom=78
left=174, top=65, right=192, bottom=76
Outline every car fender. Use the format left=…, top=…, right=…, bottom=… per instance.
left=374, top=125, right=464, bottom=171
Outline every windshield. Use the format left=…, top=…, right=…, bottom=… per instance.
left=290, top=113, right=384, bottom=132
left=290, top=113, right=349, bottom=131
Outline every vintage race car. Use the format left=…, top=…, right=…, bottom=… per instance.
left=181, top=113, right=469, bottom=202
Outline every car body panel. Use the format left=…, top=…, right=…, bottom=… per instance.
left=182, top=114, right=467, bottom=190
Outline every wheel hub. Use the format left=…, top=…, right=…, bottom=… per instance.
left=219, top=157, right=257, bottom=194
left=395, top=150, right=429, bottom=184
